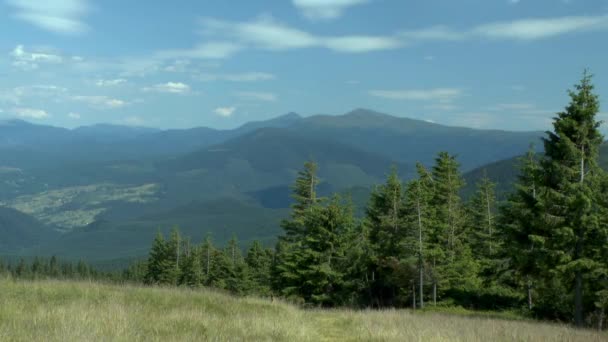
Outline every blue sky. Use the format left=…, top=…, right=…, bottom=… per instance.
left=0, top=0, right=607, bottom=131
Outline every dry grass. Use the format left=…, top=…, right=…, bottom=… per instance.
left=0, top=278, right=605, bottom=341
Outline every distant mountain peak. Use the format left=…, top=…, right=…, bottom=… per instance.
left=0, top=119, right=34, bottom=127
left=344, top=108, right=388, bottom=117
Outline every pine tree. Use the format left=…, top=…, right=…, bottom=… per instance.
left=431, top=152, right=479, bottom=295
left=404, top=163, right=435, bottom=308
left=298, top=195, right=355, bottom=306
left=283, top=161, right=322, bottom=241
left=500, top=146, right=543, bottom=310
left=200, top=234, right=216, bottom=285
left=275, top=161, right=323, bottom=300
left=246, top=240, right=273, bottom=295
left=179, top=246, right=203, bottom=287
left=365, top=167, right=406, bottom=306
left=468, top=171, right=498, bottom=273
left=144, top=231, right=170, bottom=285
left=538, top=71, right=607, bottom=326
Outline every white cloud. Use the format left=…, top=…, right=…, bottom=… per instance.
left=400, top=26, right=466, bottom=41
left=324, top=36, right=401, bottom=52
left=142, top=82, right=191, bottom=94
left=486, top=103, right=536, bottom=111
left=473, top=15, right=608, bottom=40
left=369, top=88, right=463, bottom=102
left=6, top=0, right=90, bottom=35
left=11, top=107, right=49, bottom=119
left=122, top=116, right=145, bottom=126
left=68, top=112, right=81, bottom=119
left=197, top=72, right=276, bottom=82
left=10, top=45, right=63, bottom=70
left=425, top=103, right=459, bottom=111
left=235, top=91, right=278, bottom=102
left=95, top=79, right=127, bottom=87
left=72, top=95, right=127, bottom=109
left=400, top=14, right=608, bottom=43
left=199, top=16, right=401, bottom=53
left=293, top=0, right=368, bottom=20
left=214, top=106, right=236, bottom=117
left=156, top=42, right=242, bottom=60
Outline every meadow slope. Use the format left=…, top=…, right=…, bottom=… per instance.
left=0, top=279, right=606, bottom=341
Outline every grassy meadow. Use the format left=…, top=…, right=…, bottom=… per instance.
left=0, top=278, right=605, bottom=342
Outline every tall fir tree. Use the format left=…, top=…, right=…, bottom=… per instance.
left=403, top=163, right=435, bottom=308
left=468, top=170, right=498, bottom=276
left=500, top=146, right=544, bottom=311
left=431, top=152, right=479, bottom=295
left=246, top=240, right=273, bottom=296
left=365, top=167, right=406, bottom=306
left=537, top=71, right=608, bottom=326
left=298, top=195, right=355, bottom=306
left=275, top=161, right=323, bottom=300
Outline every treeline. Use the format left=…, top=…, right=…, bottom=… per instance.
left=135, top=73, right=608, bottom=329
left=0, top=256, right=102, bottom=280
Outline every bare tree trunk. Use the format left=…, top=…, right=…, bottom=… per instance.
left=485, top=186, right=492, bottom=255
left=206, top=245, right=210, bottom=275
left=433, top=257, right=437, bottom=306
left=527, top=277, right=533, bottom=310
left=574, top=150, right=585, bottom=327
left=417, top=188, right=424, bottom=309
left=412, top=283, right=416, bottom=310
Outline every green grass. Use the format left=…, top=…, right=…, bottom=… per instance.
left=0, top=278, right=605, bottom=341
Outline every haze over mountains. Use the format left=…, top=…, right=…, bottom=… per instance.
left=0, top=109, right=543, bottom=262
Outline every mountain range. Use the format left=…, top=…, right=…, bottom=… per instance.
left=0, top=109, right=544, bottom=262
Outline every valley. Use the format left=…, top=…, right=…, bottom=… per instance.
left=0, top=109, right=542, bottom=262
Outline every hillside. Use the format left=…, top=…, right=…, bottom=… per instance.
left=0, top=207, right=58, bottom=253
left=0, top=279, right=604, bottom=341
left=290, top=109, right=543, bottom=170
left=0, top=109, right=544, bottom=261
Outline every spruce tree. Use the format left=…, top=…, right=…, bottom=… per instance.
left=538, top=71, right=607, bottom=326
left=144, top=231, right=169, bottom=285
left=179, top=246, right=203, bottom=287
left=275, top=161, right=323, bottom=300
left=500, top=146, right=543, bottom=310
left=365, top=167, right=406, bottom=306
left=246, top=240, right=273, bottom=295
left=468, top=171, right=498, bottom=274
left=431, top=152, right=479, bottom=295
left=298, top=195, right=355, bottom=306
left=404, top=163, right=435, bottom=308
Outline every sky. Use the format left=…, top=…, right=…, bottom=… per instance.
left=0, top=0, right=607, bottom=131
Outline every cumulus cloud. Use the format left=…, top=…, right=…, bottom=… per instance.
left=68, top=112, right=81, bottom=119
left=473, top=15, right=608, bottom=40
left=235, top=91, right=278, bottom=102
left=142, top=82, right=191, bottom=94
left=72, top=95, right=127, bottom=109
left=369, top=88, right=463, bottom=103
left=293, top=0, right=369, bottom=20
left=10, top=45, right=63, bottom=70
left=400, top=14, right=608, bottom=43
left=199, top=16, right=402, bottom=53
left=156, top=42, right=242, bottom=60
left=95, top=79, right=127, bottom=87
left=214, top=106, right=236, bottom=117
left=11, top=107, right=49, bottom=119
left=197, top=72, right=276, bottom=82
left=6, top=0, right=91, bottom=35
